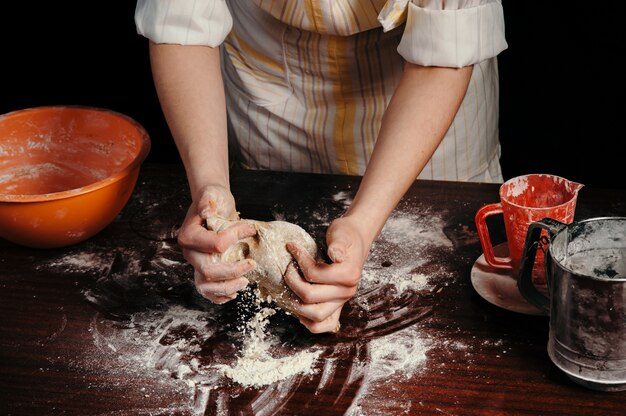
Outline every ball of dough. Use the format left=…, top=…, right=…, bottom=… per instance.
left=205, top=216, right=323, bottom=318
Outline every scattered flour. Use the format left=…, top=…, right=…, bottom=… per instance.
left=332, top=190, right=353, bottom=206
left=367, top=325, right=431, bottom=379
left=394, top=272, right=431, bottom=293
left=217, top=305, right=323, bottom=387
left=361, top=212, right=453, bottom=293
left=44, top=251, right=112, bottom=272
left=380, top=214, right=452, bottom=248
left=40, top=186, right=460, bottom=415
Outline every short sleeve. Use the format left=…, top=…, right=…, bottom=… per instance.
left=134, top=0, right=233, bottom=47
left=379, top=0, right=507, bottom=68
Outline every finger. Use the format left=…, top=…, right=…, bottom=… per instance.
left=211, top=222, right=257, bottom=253
left=178, top=210, right=215, bottom=253
left=293, top=299, right=344, bottom=324
left=180, top=221, right=256, bottom=254
left=287, top=242, right=360, bottom=286
left=286, top=242, right=326, bottom=283
left=185, top=205, right=206, bottom=229
left=188, top=252, right=256, bottom=281
left=194, top=270, right=249, bottom=301
left=205, top=294, right=238, bottom=305
left=195, top=278, right=249, bottom=299
left=326, top=237, right=350, bottom=263
left=299, top=306, right=343, bottom=334
left=284, top=263, right=355, bottom=304
left=326, top=223, right=353, bottom=263
left=177, top=207, right=211, bottom=252
left=197, top=190, right=237, bottom=220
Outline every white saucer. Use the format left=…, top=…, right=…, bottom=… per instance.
left=471, top=242, right=547, bottom=316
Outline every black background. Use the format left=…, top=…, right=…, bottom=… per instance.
left=2, top=1, right=624, bottom=188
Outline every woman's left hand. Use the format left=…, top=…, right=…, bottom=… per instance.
left=285, top=215, right=370, bottom=333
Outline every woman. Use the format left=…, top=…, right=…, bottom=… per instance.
left=134, top=0, right=507, bottom=333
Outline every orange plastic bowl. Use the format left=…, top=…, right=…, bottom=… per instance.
left=0, top=106, right=151, bottom=248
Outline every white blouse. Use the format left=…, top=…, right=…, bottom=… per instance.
left=135, top=0, right=507, bottom=182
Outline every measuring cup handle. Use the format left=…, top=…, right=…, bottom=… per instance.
left=475, top=202, right=512, bottom=269
left=517, top=218, right=566, bottom=313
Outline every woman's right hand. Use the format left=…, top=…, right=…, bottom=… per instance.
left=177, top=185, right=257, bottom=304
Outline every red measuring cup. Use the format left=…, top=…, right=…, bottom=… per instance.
left=475, top=174, right=583, bottom=285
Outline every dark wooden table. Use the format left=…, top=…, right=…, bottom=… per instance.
left=1, top=163, right=625, bottom=416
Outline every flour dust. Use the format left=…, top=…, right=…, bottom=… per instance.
left=38, top=188, right=459, bottom=415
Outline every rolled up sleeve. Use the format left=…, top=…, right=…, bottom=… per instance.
left=134, top=0, right=233, bottom=47
left=383, top=0, right=507, bottom=68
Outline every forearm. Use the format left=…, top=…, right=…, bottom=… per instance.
left=346, top=62, right=473, bottom=244
left=149, top=42, right=229, bottom=200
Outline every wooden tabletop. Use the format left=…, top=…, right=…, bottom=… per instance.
left=1, top=163, right=625, bottom=416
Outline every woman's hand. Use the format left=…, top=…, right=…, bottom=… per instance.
left=285, top=215, right=370, bottom=333
left=177, top=185, right=257, bottom=304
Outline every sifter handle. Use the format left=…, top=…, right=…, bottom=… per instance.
left=517, top=218, right=566, bottom=313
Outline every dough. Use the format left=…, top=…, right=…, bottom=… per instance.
left=205, top=216, right=323, bottom=317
